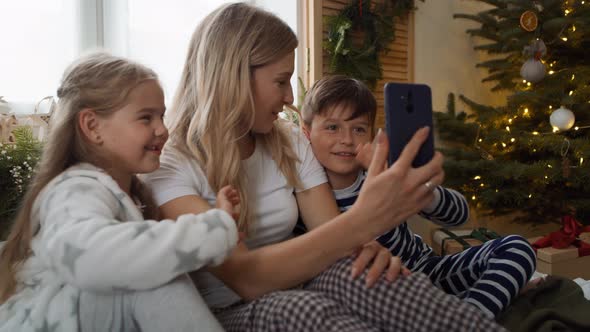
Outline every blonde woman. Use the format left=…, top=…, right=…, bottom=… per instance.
left=144, top=3, right=506, bottom=331
left=0, top=53, right=239, bottom=332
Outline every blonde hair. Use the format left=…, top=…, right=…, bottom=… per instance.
left=167, top=3, right=301, bottom=232
left=0, top=52, right=160, bottom=303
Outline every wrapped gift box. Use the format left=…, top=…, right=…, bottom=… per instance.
left=529, top=234, right=590, bottom=279
left=432, top=229, right=483, bottom=255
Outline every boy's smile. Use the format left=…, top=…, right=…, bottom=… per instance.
left=306, top=104, right=371, bottom=190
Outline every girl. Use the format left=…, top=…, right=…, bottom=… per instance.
left=144, top=3, right=506, bottom=332
left=0, top=52, right=239, bottom=332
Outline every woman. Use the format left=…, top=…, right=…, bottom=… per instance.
left=143, top=3, right=506, bottom=331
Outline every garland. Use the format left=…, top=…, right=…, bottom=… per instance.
left=324, top=0, right=422, bottom=88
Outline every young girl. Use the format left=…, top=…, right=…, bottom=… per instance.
left=0, top=52, right=240, bottom=332
left=143, top=3, right=506, bottom=331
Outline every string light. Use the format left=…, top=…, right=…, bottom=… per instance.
left=532, top=131, right=539, bottom=135
left=569, top=90, right=574, bottom=96
left=510, top=138, right=515, bottom=142
left=506, top=126, right=510, bottom=132
left=575, top=127, right=579, bottom=130
left=564, top=9, right=570, bottom=15
left=549, top=105, right=553, bottom=109
left=571, top=74, right=575, bottom=80
left=528, top=194, right=532, bottom=198
left=549, top=70, right=555, bottom=75
left=527, top=82, right=532, bottom=87
left=473, top=176, right=481, bottom=180
left=522, top=80, right=527, bottom=83
left=562, top=37, right=568, bottom=41
left=501, top=142, right=507, bottom=147
left=581, top=158, right=584, bottom=166
left=508, top=118, right=513, bottom=124
left=547, top=164, right=553, bottom=168
left=572, top=26, right=576, bottom=32
left=471, top=195, right=476, bottom=201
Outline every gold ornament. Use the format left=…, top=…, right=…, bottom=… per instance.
left=520, top=10, right=538, bottom=32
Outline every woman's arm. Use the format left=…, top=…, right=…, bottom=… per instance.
left=160, top=193, right=371, bottom=300
left=160, top=128, right=441, bottom=299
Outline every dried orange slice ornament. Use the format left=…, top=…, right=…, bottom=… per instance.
left=520, top=10, right=538, bottom=32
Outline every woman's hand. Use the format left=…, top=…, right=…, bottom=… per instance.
left=351, top=241, right=411, bottom=287
left=350, top=127, right=445, bottom=238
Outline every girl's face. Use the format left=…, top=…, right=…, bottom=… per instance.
left=95, top=80, right=168, bottom=179
left=251, top=51, right=295, bottom=134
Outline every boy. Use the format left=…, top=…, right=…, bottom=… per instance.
left=298, top=75, right=536, bottom=318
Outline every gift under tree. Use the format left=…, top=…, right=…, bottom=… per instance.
left=435, top=0, right=590, bottom=225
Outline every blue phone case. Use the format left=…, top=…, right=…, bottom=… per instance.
left=384, top=82, right=435, bottom=167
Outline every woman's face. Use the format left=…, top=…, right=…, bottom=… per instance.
left=251, top=51, right=295, bottom=134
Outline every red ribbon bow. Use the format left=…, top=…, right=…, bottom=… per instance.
left=532, top=215, right=590, bottom=257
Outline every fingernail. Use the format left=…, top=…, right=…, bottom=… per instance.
left=376, top=128, right=384, bottom=144
left=365, top=278, right=373, bottom=288
left=351, top=267, right=358, bottom=278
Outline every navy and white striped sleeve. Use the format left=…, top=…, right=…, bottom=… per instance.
left=419, top=186, right=469, bottom=227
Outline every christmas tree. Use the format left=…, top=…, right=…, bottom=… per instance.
left=435, top=0, right=590, bottom=225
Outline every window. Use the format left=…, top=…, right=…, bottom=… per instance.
left=1, top=0, right=300, bottom=114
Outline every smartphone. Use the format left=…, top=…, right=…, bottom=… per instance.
left=384, top=82, right=435, bottom=167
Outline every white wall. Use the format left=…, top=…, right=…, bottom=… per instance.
left=414, top=0, right=507, bottom=112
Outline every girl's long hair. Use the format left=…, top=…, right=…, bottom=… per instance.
left=167, top=3, right=301, bottom=232
left=0, top=52, right=159, bottom=303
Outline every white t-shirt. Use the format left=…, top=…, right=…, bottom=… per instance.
left=143, top=128, right=327, bottom=308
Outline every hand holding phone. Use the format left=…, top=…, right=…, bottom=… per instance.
left=384, top=83, right=435, bottom=167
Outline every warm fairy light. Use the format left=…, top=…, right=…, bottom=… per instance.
left=581, top=158, right=584, bottom=165
left=474, top=176, right=481, bottom=180
left=501, top=142, right=506, bottom=147
left=480, top=183, right=484, bottom=187
left=510, top=138, right=515, bottom=142
left=573, top=26, right=576, bottom=32
left=524, top=108, right=529, bottom=114
left=562, top=37, right=568, bottom=41
left=522, top=79, right=527, bottom=83
left=508, top=118, right=513, bottom=124
left=533, top=148, right=537, bottom=152
left=564, top=9, right=570, bottom=15
left=549, top=70, right=555, bottom=75
left=495, top=189, right=498, bottom=192
left=478, top=138, right=482, bottom=142
left=527, top=82, right=532, bottom=87
left=471, top=195, right=476, bottom=201
left=545, top=175, right=548, bottom=179
left=575, top=126, right=579, bottom=130
left=532, top=131, right=539, bottom=135
left=549, top=105, right=553, bottom=109
left=553, top=127, right=559, bottom=132
left=547, top=164, right=553, bottom=168
left=569, top=90, right=574, bottom=96
left=550, top=63, right=554, bottom=67
left=528, top=194, right=532, bottom=198
left=506, top=126, right=510, bottom=132
left=572, top=74, right=576, bottom=80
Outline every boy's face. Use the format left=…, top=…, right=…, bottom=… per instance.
left=306, top=104, right=372, bottom=189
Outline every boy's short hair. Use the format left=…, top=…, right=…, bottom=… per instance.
left=301, top=75, right=376, bottom=130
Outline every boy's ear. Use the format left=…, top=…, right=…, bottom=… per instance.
left=301, top=124, right=311, bottom=140
left=78, top=109, right=103, bottom=145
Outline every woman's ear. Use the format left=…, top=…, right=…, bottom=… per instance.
left=78, top=109, right=103, bottom=145
left=301, top=124, right=311, bottom=140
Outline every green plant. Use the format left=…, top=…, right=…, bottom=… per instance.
left=323, top=0, right=422, bottom=88
left=0, top=127, right=42, bottom=239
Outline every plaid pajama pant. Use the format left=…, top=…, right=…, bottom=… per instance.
left=214, top=257, right=506, bottom=332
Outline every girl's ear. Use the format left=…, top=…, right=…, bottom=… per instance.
left=301, top=124, right=311, bottom=140
left=78, top=109, right=103, bottom=145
